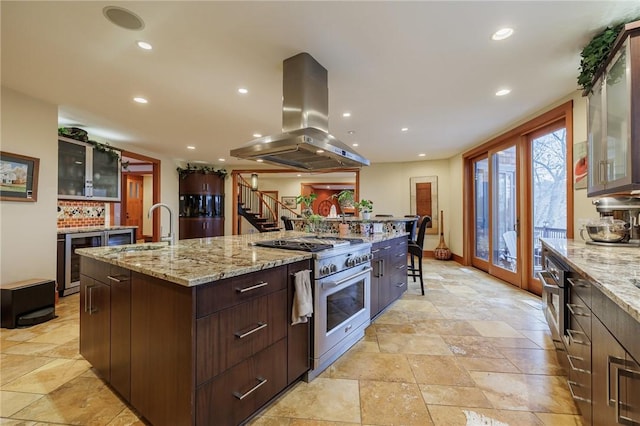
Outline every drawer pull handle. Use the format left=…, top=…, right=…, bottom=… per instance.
left=567, top=380, right=591, bottom=403
left=567, top=354, right=591, bottom=374
left=236, top=282, right=268, bottom=293
left=382, top=246, right=392, bottom=250
left=607, top=355, right=626, bottom=405
left=567, top=277, right=589, bottom=288
left=235, top=322, right=267, bottom=339
left=395, top=282, right=405, bottom=288
left=396, top=264, right=406, bottom=270
left=87, top=286, right=96, bottom=315
left=567, top=328, right=588, bottom=346
left=107, top=275, right=129, bottom=283
left=233, top=377, right=267, bottom=400
left=617, top=365, right=640, bottom=424
left=566, top=304, right=590, bottom=317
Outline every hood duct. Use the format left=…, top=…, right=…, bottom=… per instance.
left=230, top=52, right=370, bottom=170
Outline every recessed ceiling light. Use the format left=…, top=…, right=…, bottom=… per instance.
left=256, top=159, right=264, bottom=162
left=253, top=133, right=262, bottom=138
left=492, top=28, right=514, bottom=41
left=496, top=89, right=511, bottom=96
left=136, top=41, right=152, bottom=50
left=401, top=127, right=409, bottom=132
left=316, top=149, right=325, bottom=153
left=343, top=112, right=351, bottom=118
left=418, top=153, right=426, bottom=157
left=218, top=158, right=226, bottom=162
left=187, top=146, right=195, bottom=150
left=348, top=130, right=355, bottom=135
left=133, top=97, right=148, bottom=104
left=238, top=88, right=248, bottom=94
left=297, top=174, right=302, bottom=177
left=352, top=143, right=359, bottom=147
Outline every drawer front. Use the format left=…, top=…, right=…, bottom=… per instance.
left=218, top=289, right=287, bottom=372
left=565, top=319, right=592, bottom=415
left=567, top=275, right=591, bottom=309
left=196, top=266, right=286, bottom=317
left=196, top=339, right=287, bottom=426
left=567, top=288, right=591, bottom=339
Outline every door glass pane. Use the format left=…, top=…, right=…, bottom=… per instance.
left=588, top=79, right=603, bottom=189
left=58, top=140, right=87, bottom=196
left=532, top=129, right=567, bottom=271
left=474, top=158, right=489, bottom=261
left=606, top=43, right=629, bottom=183
left=492, top=146, right=517, bottom=272
left=326, top=279, right=364, bottom=331
left=93, top=149, right=118, bottom=198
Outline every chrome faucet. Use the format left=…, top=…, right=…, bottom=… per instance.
left=148, top=203, right=176, bottom=245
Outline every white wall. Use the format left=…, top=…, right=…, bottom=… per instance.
left=1, top=87, right=58, bottom=284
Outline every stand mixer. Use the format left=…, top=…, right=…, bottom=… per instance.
left=590, top=197, right=640, bottom=246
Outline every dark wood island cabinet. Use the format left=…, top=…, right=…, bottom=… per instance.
left=79, top=251, right=310, bottom=426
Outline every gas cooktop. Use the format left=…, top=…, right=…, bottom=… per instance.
left=253, top=237, right=364, bottom=252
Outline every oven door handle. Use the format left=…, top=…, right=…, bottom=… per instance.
left=538, top=271, right=560, bottom=295
left=323, top=267, right=373, bottom=289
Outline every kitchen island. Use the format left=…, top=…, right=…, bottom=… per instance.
left=541, top=238, right=640, bottom=425
left=76, top=231, right=406, bottom=426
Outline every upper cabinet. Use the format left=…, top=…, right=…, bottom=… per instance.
left=587, top=21, right=640, bottom=197
left=58, top=136, right=122, bottom=201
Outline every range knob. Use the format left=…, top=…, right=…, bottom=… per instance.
left=321, top=265, right=331, bottom=276
left=346, top=258, right=356, bottom=267
left=330, top=263, right=338, bottom=273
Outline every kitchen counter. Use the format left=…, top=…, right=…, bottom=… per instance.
left=57, top=225, right=137, bottom=234
left=75, top=231, right=407, bottom=287
left=541, top=238, right=640, bottom=322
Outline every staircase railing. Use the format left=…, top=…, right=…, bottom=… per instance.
left=237, top=175, right=300, bottom=231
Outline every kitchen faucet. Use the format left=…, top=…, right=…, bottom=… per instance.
left=148, top=203, right=176, bottom=245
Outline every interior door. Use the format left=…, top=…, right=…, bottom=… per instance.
left=124, top=175, right=144, bottom=241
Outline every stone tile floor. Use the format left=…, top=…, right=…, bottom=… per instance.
left=1, top=259, right=584, bottom=425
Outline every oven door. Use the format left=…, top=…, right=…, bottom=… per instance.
left=314, top=263, right=372, bottom=363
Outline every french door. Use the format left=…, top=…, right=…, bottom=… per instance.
left=471, top=142, right=520, bottom=286
left=465, top=101, right=573, bottom=295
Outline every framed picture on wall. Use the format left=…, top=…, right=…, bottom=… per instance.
left=574, top=140, right=587, bottom=190
left=0, top=151, right=40, bottom=202
left=281, top=196, right=297, bottom=208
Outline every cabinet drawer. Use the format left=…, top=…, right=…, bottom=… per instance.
left=567, top=275, right=591, bottom=308
left=197, top=289, right=287, bottom=383
left=196, top=266, right=286, bottom=317
left=81, top=257, right=131, bottom=285
left=567, top=289, right=591, bottom=339
left=196, top=339, right=287, bottom=426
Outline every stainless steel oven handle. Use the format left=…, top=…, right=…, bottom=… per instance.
left=537, top=271, right=560, bottom=295
left=324, top=267, right=373, bottom=288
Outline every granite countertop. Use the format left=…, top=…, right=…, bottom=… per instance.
left=57, top=225, right=137, bottom=235
left=75, top=231, right=406, bottom=287
left=541, top=238, right=640, bottom=322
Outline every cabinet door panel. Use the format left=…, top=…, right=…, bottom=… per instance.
left=179, top=173, right=223, bottom=195
left=110, top=274, right=131, bottom=401
left=605, top=43, right=631, bottom=187
left=179, top=218, right=224, bottom=239
left=592, top=317, right=627, bottom=426
left=79, top=276, right=111, bottom=381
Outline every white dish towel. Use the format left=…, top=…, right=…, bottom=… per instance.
left=292, top=269, right=313, bottom=325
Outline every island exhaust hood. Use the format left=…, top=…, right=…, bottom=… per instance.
left=230, top=52, right=370, bottom=170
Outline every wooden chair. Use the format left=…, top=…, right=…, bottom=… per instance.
left=404, top=215, right=419, bottom=242
left=407, top=216, right=431, bottom=295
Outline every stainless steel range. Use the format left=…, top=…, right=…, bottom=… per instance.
left=254, top=236, right=372, bottom=380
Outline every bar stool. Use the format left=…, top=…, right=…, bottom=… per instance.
left=407, top=216, right=431, bottom=295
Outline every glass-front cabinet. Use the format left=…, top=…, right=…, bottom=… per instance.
left=58, top=136, right=122, bottom=201
left=587, top=22, right=640, bottom=196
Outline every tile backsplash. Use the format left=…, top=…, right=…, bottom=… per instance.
left=57, top=200, right=107, bottom=228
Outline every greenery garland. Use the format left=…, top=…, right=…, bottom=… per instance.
left=176, top=163, right=227, bottom=178
left=58, top=127, right=128, bottom=169
left=578, top=18, right=638, bottom=94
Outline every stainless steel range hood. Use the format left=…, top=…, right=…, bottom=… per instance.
left=230, top=52, right=370, bottom=170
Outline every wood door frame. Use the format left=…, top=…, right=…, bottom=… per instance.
left=231, top=168, right=360, bottom=235
left=462, top=100, right=574, bottom=295
left=120, top=151, right=161, bottom=242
